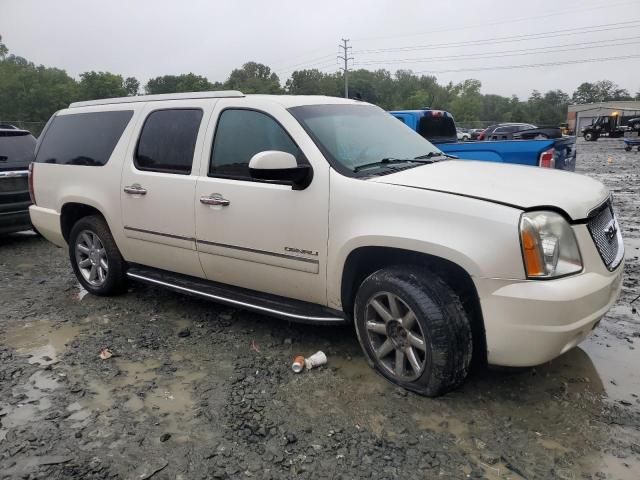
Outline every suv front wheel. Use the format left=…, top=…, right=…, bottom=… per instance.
left=69, top=215, right=127, bottom=296
left=354, top=267, right=472, bottom=396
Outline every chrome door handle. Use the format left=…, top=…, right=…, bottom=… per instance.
left=123, top=184, right=147, bottom=195
left=200, top=193, right=230, bottom=206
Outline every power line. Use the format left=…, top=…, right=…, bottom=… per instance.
left=273, top=53, right=336, bottom=73
left=353, top=20, right=640, bottom=55
left=413, top=53, right=640, bottom=74
left=338, top=39, right=354, bottom=98
left=274, top=19, right=640, bottom=79
left=352, top=0, right=638, bottom=43
left=353, top=36, right=640, bottom=66
left=278, top=58, right=339, bottom=76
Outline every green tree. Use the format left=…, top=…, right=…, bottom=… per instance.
left=448, top=79, right=482, bottom=123
left=145, top=73, right=212, bottom=94
left=0, top=55, right=77, bottom=133
left=124, top=77, right=140, bottom=96
left=0, top=34, right=8, bottom=59
left=225, top=62, right=281, bottom=94
left=78, top=71, right=127, bottom=100
left=572, top=80, right=632, bottom=104
left=285, top=69, right=341, bottom=96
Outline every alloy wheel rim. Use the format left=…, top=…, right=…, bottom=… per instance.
left=364, top=292, right=428, bottom=381
left=75, top=230, right=108, bottom=287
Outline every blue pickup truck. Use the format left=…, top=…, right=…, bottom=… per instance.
left=389, top=110, right=577, bottom=171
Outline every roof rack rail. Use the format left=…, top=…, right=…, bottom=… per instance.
left=69, top=90, right=245, bottom=108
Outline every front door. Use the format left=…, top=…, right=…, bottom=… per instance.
left=194, top=99, right=329, bottom=305
left=120, top=100, right=212, bottom=277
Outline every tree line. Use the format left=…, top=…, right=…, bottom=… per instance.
left=1, top=34, right=638, bottom=135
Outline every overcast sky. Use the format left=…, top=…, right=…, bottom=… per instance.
left=1, top=0, right=639, bottom=99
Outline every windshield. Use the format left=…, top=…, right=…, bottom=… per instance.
left=289, top=104, right=441, bottom=175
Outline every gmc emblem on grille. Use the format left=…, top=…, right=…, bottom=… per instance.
left=603, top=219, right=617, bottom=242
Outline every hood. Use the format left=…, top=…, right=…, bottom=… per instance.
left=368, top=160, right=608, bottom=220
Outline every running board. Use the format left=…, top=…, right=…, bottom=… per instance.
left=126, top=265, right=347, bottom=325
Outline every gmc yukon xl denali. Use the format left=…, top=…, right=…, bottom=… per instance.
left=30, top=91, right=624, bottom=396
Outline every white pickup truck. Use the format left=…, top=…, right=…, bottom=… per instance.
left=30, top=91, right=624, bottom=396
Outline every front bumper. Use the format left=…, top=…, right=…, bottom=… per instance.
left=475, top=264, right=623, bottom=367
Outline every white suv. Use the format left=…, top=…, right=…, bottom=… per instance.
left=30, top=91, right=624, bottom=396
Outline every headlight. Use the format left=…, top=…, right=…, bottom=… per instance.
left=519, top=211, right=582, bottom=278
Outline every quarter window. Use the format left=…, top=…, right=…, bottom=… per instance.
left=35, top=111, right=133, bottom=166
left=135, top=109, right=203, bottom=174
left=210, top=109, right=301, bottom=179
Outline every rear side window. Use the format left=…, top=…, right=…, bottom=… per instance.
left=35, top=111, right=133, bottom=166
left=210, top=109, right=300, bottom=179
left=0, top=132, right=36, bottom=170
left=135, top=109, right=203, bottom=175
left=417, top=115, right=457, bottom=143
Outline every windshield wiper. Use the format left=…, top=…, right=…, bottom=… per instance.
left=414, top=151, right=458, bottom=160
left=353, top=157, right=434, bottom=173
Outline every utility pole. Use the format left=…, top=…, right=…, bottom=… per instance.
left=338, top=38, right=354, bottom=99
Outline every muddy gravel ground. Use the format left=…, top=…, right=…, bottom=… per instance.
left=1, top=138, right=639, bottom=480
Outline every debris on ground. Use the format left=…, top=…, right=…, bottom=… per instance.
left=304, top=350, right=327, bottom=370
left=98, top=347, right=113, bottom=360
left=291, top=355, right=305, bottom=373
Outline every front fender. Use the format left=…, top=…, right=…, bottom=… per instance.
left=327, top=171, right=526, bottom=309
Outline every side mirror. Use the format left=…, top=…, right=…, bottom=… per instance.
left=248, top=151, right=312, bottom=189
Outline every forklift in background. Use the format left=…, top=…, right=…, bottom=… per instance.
left=582, top=111, right=640, bottom=141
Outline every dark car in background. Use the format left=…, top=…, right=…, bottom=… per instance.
left=469, top=128, right=485, bottom=140
left=0, top=125, right=37, bottom=235
left=481, top=123, right=564, bottom=140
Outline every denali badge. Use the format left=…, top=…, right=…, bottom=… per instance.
left=604, top=219, right=617, bottom=242
left=285, top=247, right=318, bottom=256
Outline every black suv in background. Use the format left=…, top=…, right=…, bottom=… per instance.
left=0, top=125, right=37, bottom=235
left=483, top=123, right=562, bottom=141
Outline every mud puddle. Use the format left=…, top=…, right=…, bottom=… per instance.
left=581, top=338, right=640, bottom=405
left=0, top=371, right=60, bottom=441
left=1, top=319, right=81, bottom=440
left=2, top=319, right=82, bottom=365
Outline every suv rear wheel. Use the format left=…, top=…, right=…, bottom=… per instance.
left=69, top=215, right=127, bottom=296
left=354, top=267, right=472, bottom=396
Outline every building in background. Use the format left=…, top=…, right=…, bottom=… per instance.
left=567, top=101, right=640, bottom=133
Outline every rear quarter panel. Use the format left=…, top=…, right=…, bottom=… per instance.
left=32, top=104, right=143, bottom=251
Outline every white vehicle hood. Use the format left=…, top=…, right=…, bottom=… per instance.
left=368, top=160, right=609, bottom=220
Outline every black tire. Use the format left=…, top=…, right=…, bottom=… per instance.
left=625, top=146, right=632, bottom=152
left=68, top=215, right=127, bottom=296
left=632, top=122, right=640, bottom=131
left=354, top=266, right=472, bottom=397
left=584, top=132, right=595, bottom=141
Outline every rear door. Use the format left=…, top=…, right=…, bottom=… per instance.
left=120, top=100, right=213, bottom=277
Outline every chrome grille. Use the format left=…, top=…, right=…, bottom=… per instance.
left=587, top=200, right=624, bottom=270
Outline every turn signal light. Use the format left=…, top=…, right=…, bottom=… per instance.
left=521, top=228, right=545, bottom=276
